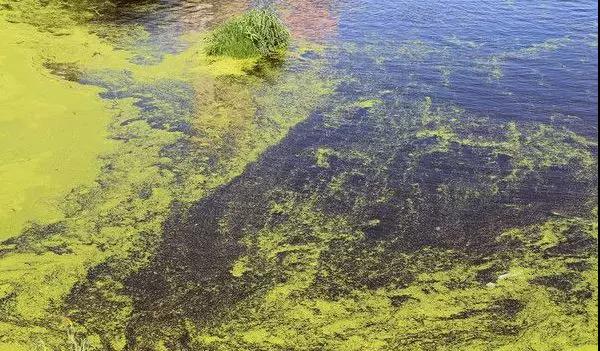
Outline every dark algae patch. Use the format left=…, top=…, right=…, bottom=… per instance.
left=0, top=0, right=598, bottom=350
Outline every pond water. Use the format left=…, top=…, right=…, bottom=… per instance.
left=0, top=0, right=598, bottom=350
left=109, top=0, right=598, bottom=123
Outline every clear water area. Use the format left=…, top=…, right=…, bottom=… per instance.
left=3, top=0, right=599, bottom=350
left=337, top=0, right=598, bottom=124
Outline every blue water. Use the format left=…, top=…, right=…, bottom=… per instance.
left=327, top=0, right=598, bottom=126
left=111, top=0, right=598, bottom=131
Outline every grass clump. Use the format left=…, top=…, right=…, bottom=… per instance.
left=206, top=9, right=290, bottom=59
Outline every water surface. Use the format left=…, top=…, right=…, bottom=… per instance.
left=0, top=0, right=597, bottom=350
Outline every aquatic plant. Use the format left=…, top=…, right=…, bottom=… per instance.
left=206, top=9, right=290, bottom=59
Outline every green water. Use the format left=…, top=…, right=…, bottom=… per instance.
left=0, top=0, right=597, bottom=350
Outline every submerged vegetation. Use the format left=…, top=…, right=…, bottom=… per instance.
left=206, top=9, right=290, bottom=58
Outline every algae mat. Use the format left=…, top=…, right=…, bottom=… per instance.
left=0, top=2, right=335, bottom=349
left=0, top=21, right=115, bottom=240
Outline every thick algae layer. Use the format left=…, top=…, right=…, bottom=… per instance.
left=122, top=95, right=597, bottom=350
left=0, top=3, right=336, bottom=350
left=0, top=0, right=170, bottom=240
left=0, top=18, right=121, bottom=240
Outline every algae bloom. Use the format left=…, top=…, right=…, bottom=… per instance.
left=0, top=0, right=598, bottom=350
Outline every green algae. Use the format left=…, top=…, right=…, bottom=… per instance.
left=0, top=2, right=598, bottom=350
left=437, top=65, right=453, bottom=86
left=0, top=2, right=336, bottom=349
left=6, top=88, right=593, bottom=351
left=0, top=0, right=102, bottom=31
left=0, top=18, right=122, bottom=240
left=86, top=63, right=334, bottom=350
left=0, top=0, right=161, bottom=243
left=411, top=97, right=597, bottom=185
left=355, top=98, right=383, bottom=109
left=1, top=71, right=332, bottom=351
left=118, top=93, right=597, bottom=350
left=187, top=201, right=598, bottom=350
left=315, top=148, right=337, bottom=168
left=446, top=35, right=481, bottom=49
left=396, top=40, right=439, bottom=61
left=480, top=37, right=572, bottom=80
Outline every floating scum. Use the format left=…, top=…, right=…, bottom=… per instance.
left=0, top=20, right=121, bottom=241
left=0, top=5, right=293, bottom=241
left=0, top=3, right=332, bottom=350
left=121, top=93, right=598, bottom=350
left=0, top=1, right=598, bottom=351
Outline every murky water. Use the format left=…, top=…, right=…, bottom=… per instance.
left=0, top=0, right=598, bottom=350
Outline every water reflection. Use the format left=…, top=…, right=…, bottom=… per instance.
left=99, top=0, right=251, bottom=52
left=277, top=0, right=339, bottom=41
left=334, top=0, right=598, bottom=126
